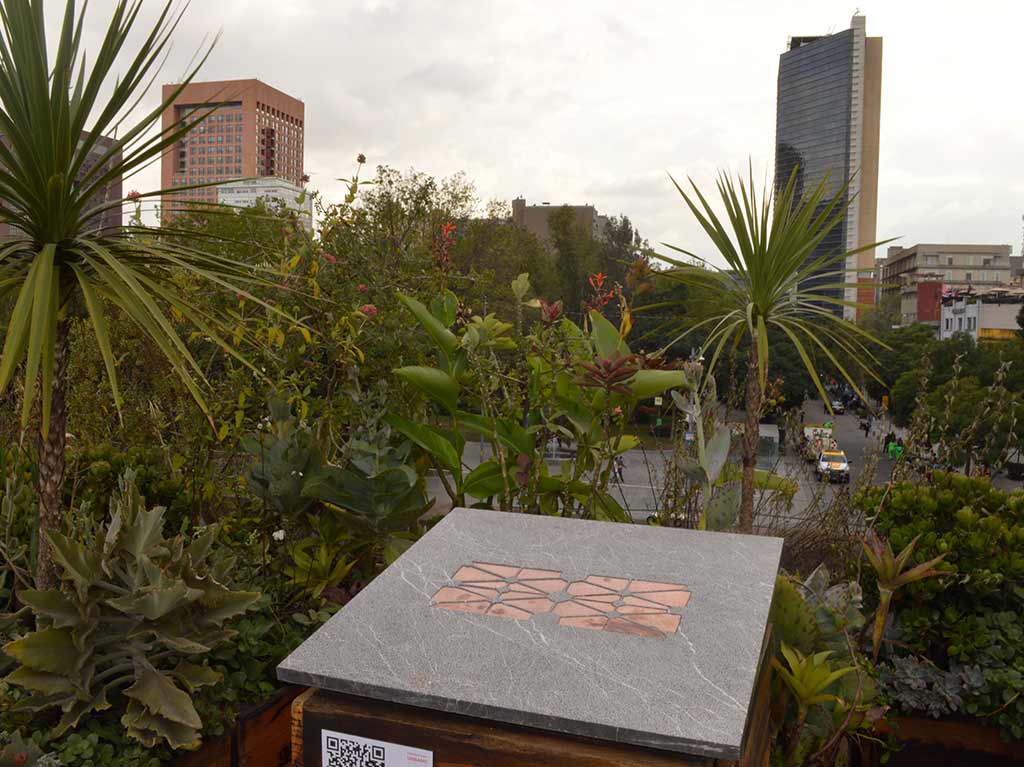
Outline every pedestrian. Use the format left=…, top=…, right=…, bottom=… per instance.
left=860, top=420, right=870, bottom=437
left=614, top=456, right=625, bottom=483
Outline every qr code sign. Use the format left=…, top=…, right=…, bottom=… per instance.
left=321, top=729, right=433, bottom=767
left=325, top=734, right=384, bottom=767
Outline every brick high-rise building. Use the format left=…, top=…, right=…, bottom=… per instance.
left=160, top=79, right=304, bottom=214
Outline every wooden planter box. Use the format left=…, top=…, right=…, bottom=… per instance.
left=875, top=715, right=1024, bottom=767
left=173, top=685, right=303, bottom=767
left=290, top=681, right=772, bottom=767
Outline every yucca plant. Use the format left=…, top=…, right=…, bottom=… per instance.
left=655, top=167, right=889, bottom=532
left=0, top=1, right=274, bottom=588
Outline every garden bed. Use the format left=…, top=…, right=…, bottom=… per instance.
left=876, top=716, right=1024, bottom=766
left=172, top=686, right=302, bottom=767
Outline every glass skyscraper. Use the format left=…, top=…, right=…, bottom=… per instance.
left=775, top=15, right=882, bottom=319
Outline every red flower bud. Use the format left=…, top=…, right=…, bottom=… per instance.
left=360, top=304, right=378, bottom=318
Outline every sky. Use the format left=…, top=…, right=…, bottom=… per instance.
left=54, top=0, right=1024, bottom=266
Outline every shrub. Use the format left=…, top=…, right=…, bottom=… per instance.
left=3, top=472, right=259, bottom=751
left=859, top=473, right=1024, bottom=738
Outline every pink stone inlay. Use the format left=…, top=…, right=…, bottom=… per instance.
left=487, top=602, right=532, bottom=620
left=432, top=561, right=691, bottom=639
left=567, top=582, right=613, bottom=597
left=453, top=566, right=502, bottom=582
left=586, top=575, right=630, bottom=590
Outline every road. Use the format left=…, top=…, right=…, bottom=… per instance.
left=424, top=399, right=1021, bottom=521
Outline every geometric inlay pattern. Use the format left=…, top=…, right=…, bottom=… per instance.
left=431, top=561, right=691, bottom=639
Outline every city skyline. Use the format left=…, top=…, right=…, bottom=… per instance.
left=45, top=1, right=1024, bottom=266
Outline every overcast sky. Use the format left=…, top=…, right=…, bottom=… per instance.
left=57, top=1, right=1024, bottom=265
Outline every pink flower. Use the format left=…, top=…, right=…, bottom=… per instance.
left=126, top=190, right=141, bottom=202
left=357, top=153, right=366, bottom=164
left=357, top=283, right=368, bottom=293
left=360, top=304, right=378, bottom=318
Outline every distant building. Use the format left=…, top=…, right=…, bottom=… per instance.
left=160, top=79, right=305, bottom=214
left=880, top=244, right=1012, bottom=324
left=776, top=14, right=883, bottom=319
left=939, top=290, right=1024, bottom=341
left=1010, top=254, right=1023, bottom=282
left=217, top=177, right=312, bottom=229
left=0, top=132, right=122, bottom=238
left=511, top=197, right=608, bottom=246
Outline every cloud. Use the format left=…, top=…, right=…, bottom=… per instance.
left=49, top=0, right=1024, bottom=266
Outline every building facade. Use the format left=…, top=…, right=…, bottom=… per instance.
left=775, top=14, right=882, bottom=319
left=160, top=79, right=304, bottom=214
left=939, top=292, right=1023, bottom=341
left=880, top=244, right=1012, bottom=324
left=1, top=132, right=122, bottom=238
left=217, top=177, right=312, bottom=230
left=511, top=197, right=608, bottom=246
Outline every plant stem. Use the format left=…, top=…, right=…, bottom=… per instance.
left=35, top=317, right=71, bottom=591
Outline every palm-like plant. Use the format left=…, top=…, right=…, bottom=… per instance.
left=656, top=167, right=888, bottom=532
left=0, top=1, right=271, bottom=588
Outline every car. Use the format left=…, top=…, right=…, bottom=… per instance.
left=830, top=400, right=845, bottom=415
left=815, top=450, right=850, bottom=483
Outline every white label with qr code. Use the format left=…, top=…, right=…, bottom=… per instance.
left=322, top=729, right=433, bottom=767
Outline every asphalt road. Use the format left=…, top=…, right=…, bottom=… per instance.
left=424, top=399, right=1021, bottom=520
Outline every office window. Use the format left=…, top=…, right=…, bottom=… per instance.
left=944, top=270, right=953, bottom=282
left=965, top=272, right=972, bottom=282
left=964, top=255, right=974, bottom=266
left=947, top=256, right=954, bottom=266
left=924, top=255, right=938, bottom=266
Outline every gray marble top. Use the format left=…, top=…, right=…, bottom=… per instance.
left=278, top=508, right=782, bottom=760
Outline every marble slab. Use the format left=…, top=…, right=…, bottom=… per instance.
left=277, top=508, right=782, bottom=760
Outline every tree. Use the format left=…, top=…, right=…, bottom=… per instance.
left=657, top=168, right=886, bottom=532
left=0, top=1, right=268, bottom=588
left=548, top=205, right=599, bottom=317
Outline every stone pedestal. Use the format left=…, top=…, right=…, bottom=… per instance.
left=279, top=509, right=782, bottom=765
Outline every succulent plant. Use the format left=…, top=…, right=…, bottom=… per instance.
left=0, top=731, right=53, bottom=767
left=3, top=471, right=260, bottom=751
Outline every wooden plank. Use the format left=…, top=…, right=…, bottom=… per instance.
left=171, top=731, right=232, bottom=767
left=300, top=689, right=719, bottom=766
left=291, top=688, right=317, bottom=767
left=876, top=716, right=1024, bottom=760
left=237, top=685, right=305, bottom=767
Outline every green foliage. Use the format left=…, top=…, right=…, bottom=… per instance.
left=879, top=656, right=984, bottom=719
left=4, top=472, right=259, bottom=751
left=394, top=276, right=691, bottom=521
left=656, top=167, right=887, bottom=531
left=861, top=531, right=946, bottom=661
left=860, top=473, right=1024, bottom=739
left=303, top=443, right=432, bottom=573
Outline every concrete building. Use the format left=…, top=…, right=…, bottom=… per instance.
left=217, top=177, right=312, bottom=229
left=1, top=132, right=121, bottom=238
left=161, top=79, right=304, bottom=214
left=880, top=244, right=1012, bottom=324
left=939, top=290, right=1024, bottom=341
left=511, top=197, right=608, bottom=246
left=775, top=14, right=882, bottom=319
